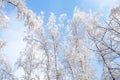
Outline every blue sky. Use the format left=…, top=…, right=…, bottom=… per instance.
left=25, top=0, right=119, bottom=18
left=0, top=0, right=120, bottom=79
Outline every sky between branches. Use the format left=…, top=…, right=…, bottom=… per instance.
left=0, top=0, right=120, bottom=79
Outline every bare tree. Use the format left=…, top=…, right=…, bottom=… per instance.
left=16, top=38, right=44, bottom=80
left=0, top=40, right=16, bottom=80
left=0, top=4, right=16, bottom=79
left=1, top=0, right=120, bottom=80
left=28, top=14, right=51, bottom=80
left=88, top=5, right=120, bottom=80
left=64, top=7, right=96, bottom=80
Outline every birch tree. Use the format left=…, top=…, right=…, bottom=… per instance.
left=23, top=13, right=52, bottom=80
left=0, top=0, right=41, bottom=32
left=0, top=40, right=16, bottom=80
left=1, top=0, right=120, bottom=79
left=64, top=7, right=96, bottom=80
left=0, top=4, right=16, bottom=79
left=16, top=38, right=44, bottom=80
left=88, top=5, right=120, bottom=80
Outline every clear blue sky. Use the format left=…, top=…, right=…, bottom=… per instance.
left=0, top=0, right=120, bottom=79
left=25, top=0, right=119, bottom=18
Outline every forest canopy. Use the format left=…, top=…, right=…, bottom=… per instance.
left=0, top=0, right=120, bottom=80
